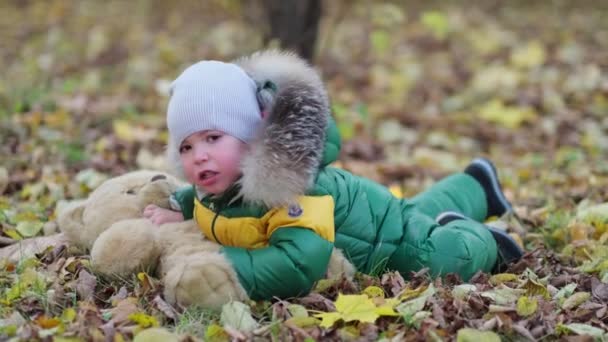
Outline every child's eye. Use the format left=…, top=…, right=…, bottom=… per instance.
left=179, top=144, right=192, bottom=154
left=206, top=134, right=221, bottom=143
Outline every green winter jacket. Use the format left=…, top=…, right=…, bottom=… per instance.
left=173, top=119, right=497, bottom=300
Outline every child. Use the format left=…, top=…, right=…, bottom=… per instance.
left=144, top=50, right=523, bottom=301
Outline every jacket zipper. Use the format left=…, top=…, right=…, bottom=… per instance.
left=210, top=203, right=221, bottom=244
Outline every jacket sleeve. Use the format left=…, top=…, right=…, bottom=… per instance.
left=221, top=227, right=334, bottom=300
left=170, top=186, right=196, bottom=220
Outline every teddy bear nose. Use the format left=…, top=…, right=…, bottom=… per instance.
left=151, top=174, right=167, bottom=182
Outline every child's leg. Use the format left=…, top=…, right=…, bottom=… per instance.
left=407, top=173, right=487, bottom=222
left=387, top=209, right=497, bottom=280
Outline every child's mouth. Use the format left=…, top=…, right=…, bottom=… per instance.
left=199, top=170, right=218, bottom=181
left=198, top=170, right=219, bottom=186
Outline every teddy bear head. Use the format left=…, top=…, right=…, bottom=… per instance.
left=58, top=170, right=185, bottom=250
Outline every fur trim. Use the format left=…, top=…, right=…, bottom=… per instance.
left=234, top=50, right=330, bottom=208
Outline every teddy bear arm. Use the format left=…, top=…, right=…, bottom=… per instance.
left=57, top=200, right=89, bottom=250
left=91, top=219, right=161, bottom=276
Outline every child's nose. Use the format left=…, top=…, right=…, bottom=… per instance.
left=193, top=146, right=209, bottom=162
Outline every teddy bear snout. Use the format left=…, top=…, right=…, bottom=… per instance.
left=151, top=174, right=167, bottom=182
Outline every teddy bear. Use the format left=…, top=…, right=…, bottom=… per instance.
left=55, top=170, right=354, bottom=309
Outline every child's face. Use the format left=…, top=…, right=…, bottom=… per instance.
left=179, top=130, right=248, bottom=195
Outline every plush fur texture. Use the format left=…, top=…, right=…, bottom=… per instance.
left=234, top=50, right=330, bottom=208
left=57, top=170, right=248, bottom=309
left=56, top=170, right=353, bottom=309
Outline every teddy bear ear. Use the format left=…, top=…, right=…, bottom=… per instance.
left=57, top=201, right=87, bottom=248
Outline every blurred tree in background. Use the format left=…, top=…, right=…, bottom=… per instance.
left=261, top=0, right=322, bottom=62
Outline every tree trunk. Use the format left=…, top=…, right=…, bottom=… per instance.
left=262, top=0, right=322, bottom=62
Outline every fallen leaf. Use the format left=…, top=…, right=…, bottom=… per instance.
left=133, top=327, right=180, bottom=342
left=489, top=273, right=518, bottom=286
left=456, top=328, right=501, bottom=342
left=286, top=304, right=309, bottom=318
left=75, top=269, right=97, bottom=301
left=108, top=297, right=140, bottom=326
left=152, top=295, right=177, bottom=321
left=35, top=315, right=60, bottom=329
left=220, top=301, right=258, bottom=333
left=558, top=323, right=606, bottom=340
left=128, top=312, right=159, bottom=328
left=452, top=284, right=477, bottom=300
left=363, top=286, right=385, bottom=299
left=314, top=294, right=379, bottom=328
left=205, top=324, right=229, bottom=341
left=15, top=220, right=44, bottom=238
left=516, top=296, right=538, bottom=317
left=561, top=292, right=590, bottom=310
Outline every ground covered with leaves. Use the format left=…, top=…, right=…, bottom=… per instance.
left=1, top=1, right=608, bottom=341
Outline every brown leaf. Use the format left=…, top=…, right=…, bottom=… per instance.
left=297, top=293, right=336, bottom=312
left=109, top=286, right=129, bottom=305
left=512, top=323, right=537, bottom=342
left=591, top=277, right=608, bottom=301
left=75, top=269, right=97, bottom=301
left=152, top=295, right=177, bottom=321
left=381, top=271, right=406, bottom=296
left=107, top=297, right=140, bottom=326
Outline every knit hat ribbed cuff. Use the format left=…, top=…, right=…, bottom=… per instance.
left=167, top=61, right=262, bottom=150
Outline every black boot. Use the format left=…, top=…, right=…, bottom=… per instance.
left=464, top=158, right=513, bottom=218
left=435, top=211, right=524, bottom=273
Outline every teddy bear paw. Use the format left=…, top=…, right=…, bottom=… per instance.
left=163, top=252, right=248, bottom=309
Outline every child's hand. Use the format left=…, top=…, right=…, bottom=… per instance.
left=143, top=204, right=184, bottom=225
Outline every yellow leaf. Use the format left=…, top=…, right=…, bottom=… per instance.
left=204, top=324, right=229, bottom=342
left=113, top=120, right=135, bottom=142
left=558, top=323, right=606, bottom=339
left=285, top=316, right=320, bottom=328
left=128, top=313, right=159, bottom=328
left=399, top=284, right=428, bottom=301
left=421, top=11, right=449, bottom=40
left=314, top=293, right=380, bottom=328
left=315, top=312, right=342, bottom=329
left=363, top=286, right=385, bottom=299
left=388, top=185, right=403, bottom=199
left=457, top=328, right=501, bottom=342
left=4, top=229, right=22, bottom=240
left=133, top=328, right=180, bottom=342
left=287, top=304, right=309, bottom=318
left=375, top=304, right=399, bottom=317
left=516, top=296, right=538, bottom=317
left=35, top=315, right=60, bottom=329
left=489, top=273, right=518, bottom=285
left=60, top=308, right=77, bottom=323
left=511, top=41, right=546, bottom=69
left=561, top=292, right=590, bottom=310
left=522, top=279, right=550, bottom=299
left=478, top=99, right=537, bottom=129
left=314, top=278, right=337, bottom=292
left=335, top=294, right=379, bottom=323
left=15, top=220, right=44, bottom=238
left=568, top=222, right=590, bottom=241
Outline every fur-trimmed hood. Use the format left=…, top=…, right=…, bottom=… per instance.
left=167, top=50, right=335, bottom=208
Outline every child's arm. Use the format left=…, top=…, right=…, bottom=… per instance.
left=222, top=228, right=333, bottom=300
left=143, top=204, right=184, bottom=225
left=221, top=196, right=336, bottom=300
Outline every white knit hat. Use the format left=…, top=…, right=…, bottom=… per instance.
left=166, top=61, right=262, bottom=151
